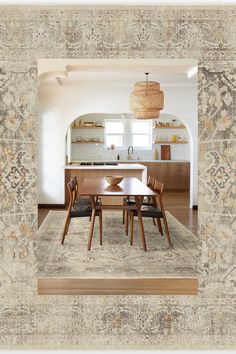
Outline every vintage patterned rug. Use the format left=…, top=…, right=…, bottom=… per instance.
left=38, top=211, right=198, bottom=278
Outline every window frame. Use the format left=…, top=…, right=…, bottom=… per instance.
left=105, top=118, right=152, bottom=150
left=105, top=119, right=125, bottom=149
left=130, top=119, right=153, bottom=150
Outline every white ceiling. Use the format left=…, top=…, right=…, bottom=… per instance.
left=39, top=59, right=197, bottom=87
left=57, top=71, right=196, bottom=86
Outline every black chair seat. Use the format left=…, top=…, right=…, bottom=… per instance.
left=132, top=205, right=163, bottom=218
left=70, top=202, right=101, bottom=218
left=123, top=197, right=154, bottom=206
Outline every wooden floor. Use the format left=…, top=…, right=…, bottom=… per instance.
left=38, top=190, right=198, bottom=236
left=38, top=277, right=198, bottom=295
left=162, top=190, right=198, bottom=236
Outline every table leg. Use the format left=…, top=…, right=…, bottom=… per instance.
left=135, top=196, right=147, bottom=251
left=87, top=196, right=96, bottom=251
left=130, top=211, right=134, bottom=245
left=125, top=210, right=129, bottom=236
left=99, top=211, right=102, bottom=245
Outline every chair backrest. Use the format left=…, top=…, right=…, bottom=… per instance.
left=147, top=175, right=155, bottom=189
left=147, top=176, right=157, bottom=206
left=153, top=180, right=165, bottom=211
left=67, top=176, right=78, bottom=210
left=153, top=180, right=164, bottom=195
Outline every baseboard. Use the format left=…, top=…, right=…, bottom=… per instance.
left=192, top=205, right=198, bottom=210
left=38, top=204, right=65, bottom=209
left=38, top=277, right=198, bottom=295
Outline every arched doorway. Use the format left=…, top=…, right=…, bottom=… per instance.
left=38, top=59, right=197, bottom=209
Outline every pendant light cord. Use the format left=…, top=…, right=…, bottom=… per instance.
left=145, top=72, right=149, bottom=96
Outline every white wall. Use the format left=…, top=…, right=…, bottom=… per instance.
left=69, top=113, right=190, bottom=162
left=38, top=82, right=197, bottom=207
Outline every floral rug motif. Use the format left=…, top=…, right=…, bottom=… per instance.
left=38, top=211, right=198, bottom=278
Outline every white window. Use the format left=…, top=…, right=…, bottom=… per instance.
left=105, top=120, right=125, bottom=148
left=131, top=120, right=152, bottom=149
left=105, top=119, right=152, bottom=150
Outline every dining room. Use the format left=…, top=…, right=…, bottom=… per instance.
left=37, top=58, right=198, bottom=295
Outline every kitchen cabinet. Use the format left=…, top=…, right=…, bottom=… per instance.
left=128, top=162, right=190, bottom=190
left=166, top=163, right=190, bottom=189
left=143, top=162, right=168, bottom=186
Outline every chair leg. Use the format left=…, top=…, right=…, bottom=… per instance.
left=162, top=214, right=172, bottom=246
left=130, top=212, right=134, bottom=245
left=137, top=211, right=147, bottom=251
left=152, top=217, right=156, bottom=225
left=156, top=218, right=163, bottom=235
left=125, top=210, right=129, bottom=236
left=122, top=210, right=125, bottom=224
left=99, top=211, right=102, bottom=245
left=87, top=209, right=96, bottom=251
left=61, top=215, right=71, bottom=244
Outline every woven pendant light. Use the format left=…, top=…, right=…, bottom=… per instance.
left=130, top=73, right=164, bottom=119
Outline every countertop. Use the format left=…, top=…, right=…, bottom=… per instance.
left=69, top=160, right=190, bottom=164
left=64, top=163, right=147, bottom=170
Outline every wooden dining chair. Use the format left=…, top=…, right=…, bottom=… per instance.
left=61, top=176, right=102, bottom=246
left=129, top=180, right=172, bottom=247
left=123, top=175, right=157, bottom=235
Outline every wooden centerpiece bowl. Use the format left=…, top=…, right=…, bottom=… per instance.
left=105, top=175, right=123, bottom=186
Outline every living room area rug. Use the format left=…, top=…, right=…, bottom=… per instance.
left=37, top=211, right=198, bottom=279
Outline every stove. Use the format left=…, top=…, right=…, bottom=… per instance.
left=106, top=162, right=119, bottom=166
left=93, top=162, right=106, bottom=166
left=80, top=162, right=118, bottom=166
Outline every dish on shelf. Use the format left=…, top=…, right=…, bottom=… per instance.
left=95, top=121, right=103, bottom=127
left=154, top=123, right=186, bottom=129
left=153, top=140, right=188, bottom=144
left=105, top=175, right=123, bottom=186
left=83, top=122, right=94, bottom=127
left=74, top=118, right=82, bottom=127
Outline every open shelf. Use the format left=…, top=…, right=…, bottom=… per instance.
left=153, top=141, right=188, bottom=144
left=72, top=141, right=104, bottom=144
left=153, top=125, right=186, bottom=129
left=72, top=126, right=104, bottom=129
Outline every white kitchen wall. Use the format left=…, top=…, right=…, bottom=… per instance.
left=69, top=113, right=190, bottom=162
left=39, top=81, right=197, bottom=206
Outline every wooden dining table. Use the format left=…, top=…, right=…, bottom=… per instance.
left=79, top=177, right=158, bottom=251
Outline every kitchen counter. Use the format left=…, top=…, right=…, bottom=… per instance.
left=64, top=163, right=147, bottom=169
left=70, top=160, right=190, bottom=164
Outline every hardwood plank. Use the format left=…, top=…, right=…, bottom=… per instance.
left=38, top=277, right=198, bottom=295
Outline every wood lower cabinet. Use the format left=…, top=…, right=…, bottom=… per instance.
left=124, top=162, right=190, bottom=190
left=166, top=163, right=190, bottom=189
left=146, top=162, right=190, bottom=190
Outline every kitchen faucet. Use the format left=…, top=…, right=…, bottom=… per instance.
left=127, top=146, right=134, bottom=160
